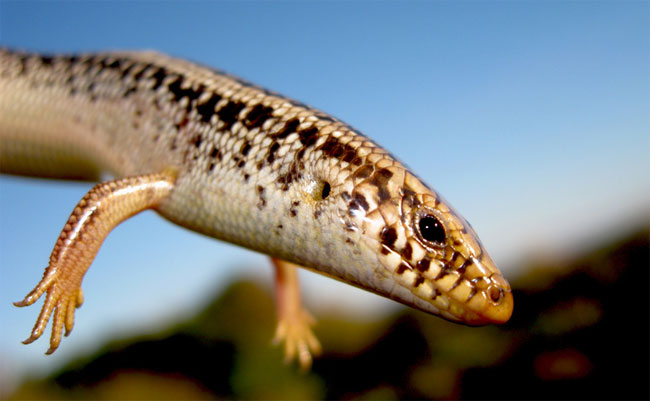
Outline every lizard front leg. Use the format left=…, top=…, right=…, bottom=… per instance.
left=14, top=170, right=176, bottom=354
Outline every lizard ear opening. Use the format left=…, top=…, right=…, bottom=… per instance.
left=321, top=182, right=331, bottom=200
left=310, top=180, right=331, bottom=202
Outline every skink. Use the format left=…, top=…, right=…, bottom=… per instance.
left=0, top=49, right=513, bottom=368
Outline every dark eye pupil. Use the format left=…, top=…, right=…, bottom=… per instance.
left=418, top=215, right=445, bottom=244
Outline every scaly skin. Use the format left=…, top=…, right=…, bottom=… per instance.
left=0, top=48, right=513, bottom=365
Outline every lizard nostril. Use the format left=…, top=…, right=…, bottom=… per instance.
left=487, top=285, right=504, bottom=304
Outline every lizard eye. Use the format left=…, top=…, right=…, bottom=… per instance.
left=417, top=214, right=446, bottom=245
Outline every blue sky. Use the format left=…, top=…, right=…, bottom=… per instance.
left=0, top=0, right=648, bottom=387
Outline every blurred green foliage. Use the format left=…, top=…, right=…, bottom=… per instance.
left=8, top=227, right=649, bottom=400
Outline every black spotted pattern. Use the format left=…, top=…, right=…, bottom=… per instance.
left=244, top=104, right=274, bottom=129
left=272, top=118, right=300, bottom=140
left=3, top=49, right=406, bottom=208
left=196, top=93, right=222, bottom=123
left=380, top=227, right=398, bottom=249
left=216, top=101, right=245, bottom=130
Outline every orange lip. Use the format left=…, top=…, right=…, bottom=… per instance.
left=459, top=289, right=514, bottom=326
left=478, top=290, right=514, bottom=325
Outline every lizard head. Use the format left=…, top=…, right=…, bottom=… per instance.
left=347, top=164, right=513, bottom=325
left=395, top=173, right=513, bottom=325
left=293, top=124, right=512, bottom=326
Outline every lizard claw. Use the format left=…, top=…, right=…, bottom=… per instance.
left=15, top=268, right=84, bottom=354
left=273, top=308, right=322, bottom=371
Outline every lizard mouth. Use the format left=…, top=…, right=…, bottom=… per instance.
left=384, top=249, right=514, bottom=325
